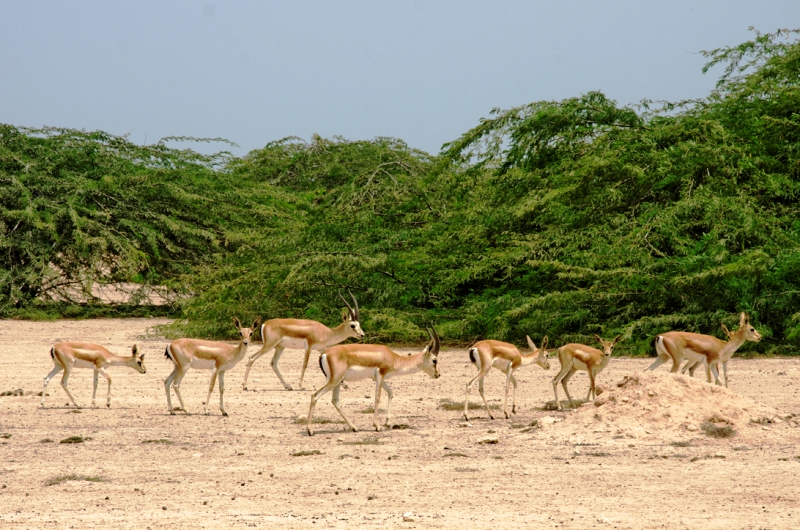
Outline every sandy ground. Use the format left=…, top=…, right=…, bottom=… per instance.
left=1, top=318, right=799, bottom=529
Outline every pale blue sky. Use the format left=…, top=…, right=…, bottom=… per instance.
left=1, top=1, right=797, bottom=156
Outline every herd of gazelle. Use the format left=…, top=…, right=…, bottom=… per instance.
left=42, top=301, right=762, bottom=433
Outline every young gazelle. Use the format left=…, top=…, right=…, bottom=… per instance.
left=552, top=335, right=621, bottom=410
left=42, top=343, right=146, bottom=408
left=306, top=326, right=441, bottom=436
left=648, top=312, right=761, bottom=387
left=242, top=292, right=365, bottom=391
left=164, top=317, right=259, bottom=416
left=463, top=336, right=550, bottom=421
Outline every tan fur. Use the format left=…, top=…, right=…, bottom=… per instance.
left=165, top=317, right=259, bottom=416
left=463, top=336, right=549, bottom=420
left=242, top=315, right=364, bottom=391
left=648, top=312, right=761, bottom=387
left=42, top=343, right=146, bottom=408
left=307, top=328, right=440, bottom=435
left=552, top=335, right=620, bottom=410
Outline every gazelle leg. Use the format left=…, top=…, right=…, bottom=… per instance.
left=552, top=364, right=573, bottom=411
left=330, top=384, right=358, bottom=433
left=164, top=365, right=179, bottom=414
left=381, top=380, right=394, bottom=426
left=465, top=362, right=493, bottom=420
left=218, top=371, right=228, bottom=416
left=91, top=368, right=100, bottom=407
left=171, top=367, right=190, bottom=414
left=59, top=363, right=80, bottom=408
left=502, top=368, right=513, bottom=419
left=586, top=370, right=596, bottom=402
left=205, top=367, right=220, bottom=415
left=96, top=367, right=112, bottom=408
left=709, top=362, right=722, bottom=386
left=510, top=373, right=518, bottom=414
left=722, top=361, right=729, bottom=388
left=242, top=341, right=275, bottom=390
left=270, top=346, right=293, bottom=391
left=372, top=374, right=384, bottom=431
left=560, top=369, right=577, bottom=408
left=298, top=344, right=313, bottom=390
left=42, top=365, right=62, bottom=408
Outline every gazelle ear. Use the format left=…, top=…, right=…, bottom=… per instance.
left=613, top=335, right=622, bottom=345
left=739, top=312, right=748, bottom=326
left=526, top=335, right=538, bottom=352
left=252, top=317, right=261, bottom=330
left=593, top=334, right=603, bottom=345
left=233, top=317, right=242, bottom=330
left=542, top=335, right=548, bottom=350
left=341, top=309, right=349, bottom=321
left=139, top=352, right=145, bottom=361
left=131, top=344, right=139, bottom=356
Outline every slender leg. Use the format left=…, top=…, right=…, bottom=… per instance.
left=218, top=371, right=228, bottom=416
left=307, top=383, right=332, bottom=436
left=298, top=343, right=313, bottom=390
left=381, top=381, right=393, bottom=426
left=722, top=361, right=729, bottom=387
left=91, top=368, right=100, bottom=407
left=645, top=356, right=670, bottom=372
left=59, top=363, right=80, bottom=408
left=586, top=369, right=596, bottom=402
left=464, top=364, right=493, bottom=420
left=164, top=365, right=179, bottom=414
left=96, top=367, right=112, bottom=408
left=552, top=363, right=573, bottom=411
left=270, top=345, right=293, bottom=390
left=560, top=369, right=577, bottom=408
left=242, top=341, right=274, bottom=390
left=510, top=373, right=518, bottom=414
left=709, top=362, right=722, bottom=386
left=372, top=374, right=385, bottom=431
left=42, top=365, right=63, bottom=408
left=171, top=367, right=190, bottom=414
left=502, top=367, right=513, bottom=419
left=205, top=367, right=220, bottom=415
left=330, top=383, right=358, bottom=433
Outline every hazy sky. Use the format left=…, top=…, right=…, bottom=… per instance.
left=1, top=1, right=797, bottom=156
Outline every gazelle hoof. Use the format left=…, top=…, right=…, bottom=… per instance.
left=222, top=412, right=228, bottom=417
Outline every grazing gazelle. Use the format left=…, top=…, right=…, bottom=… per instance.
left=42, top=343, right=146, bottom=408
left=242, top=291, right=365, bottom=391
left=306, top=325, right=441, bottom=436
left=463, top=336, right=550, bottom=421
left=552, top=335, right=621, bottom=410
left=648, top=312, right=761, bottom=386
left=164, top=317, right=259, bottom=416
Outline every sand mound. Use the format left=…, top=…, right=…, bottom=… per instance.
left=535, top=371, right=797, bottom=442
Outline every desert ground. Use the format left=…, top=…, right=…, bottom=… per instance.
left=0, top=318, right=799, bottom=529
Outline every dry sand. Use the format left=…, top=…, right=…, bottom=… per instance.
left=1, top=318, right=799, bottom=529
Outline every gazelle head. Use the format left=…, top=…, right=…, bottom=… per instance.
left=130, top=344, right=146, bottom=374
left=421, top=324, right=441, bottom=379
left=339, top=290, right=365, bottom=339
left=233, top=317, right=261, bottom=345
left=593, top=334, right=622, bottom=357
left=526, top=335, right=550, bottom=370
left=733, top=312, right=762, bottom=343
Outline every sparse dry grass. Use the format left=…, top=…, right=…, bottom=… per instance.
left=142, top=439, right=173, bottom=445
left=60, top=436, right=91, bottom=444
left=291, top=450, right=322, bottom=457
left=701, top=422, right=736, bottom=438
left=45, top=474, right=108, bottom=487
left=340, top=437, right=383, bottom=445
left=438, top=398, right=499, bottom=411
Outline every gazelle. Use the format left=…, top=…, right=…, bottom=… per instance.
left=164, top=317, right=259, bottom=416
left=242, top=291, right=365, bottom=391
left=463, top=336, right=550, bottom=420
left=42, top=343, right=146, bottom=408
left=552, top=335, right=621, bottom=410
left=648, top=312, right=761, bottom=386
left=306, top=326, right=441, bottom=436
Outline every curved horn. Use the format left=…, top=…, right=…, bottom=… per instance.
left=338, top=291, right=355, bottom=319
left=349, top=289, right=360, bottom=321
left=428, top=322, right=440, bottom=355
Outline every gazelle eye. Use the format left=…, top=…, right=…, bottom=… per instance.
left=432, top=359, right=437, bottom=365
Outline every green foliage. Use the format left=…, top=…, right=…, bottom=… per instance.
left=4, top=30, right=800, bottom=354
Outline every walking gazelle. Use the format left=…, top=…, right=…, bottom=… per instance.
left=307, top=325, right=441, bottom=436
left=42, top=343, right=146, bottom=408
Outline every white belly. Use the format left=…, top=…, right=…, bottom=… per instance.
left=190, top=358, right=216, bottom=370
left=342, top=366, right=379, bottom=382
left=492, top=358, right=511, bottom=372
left=73, top=359, right=96, bottom=369
left=278, top=337, right=308, bottom=350
left=683, top=350, right=707, bottom=364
